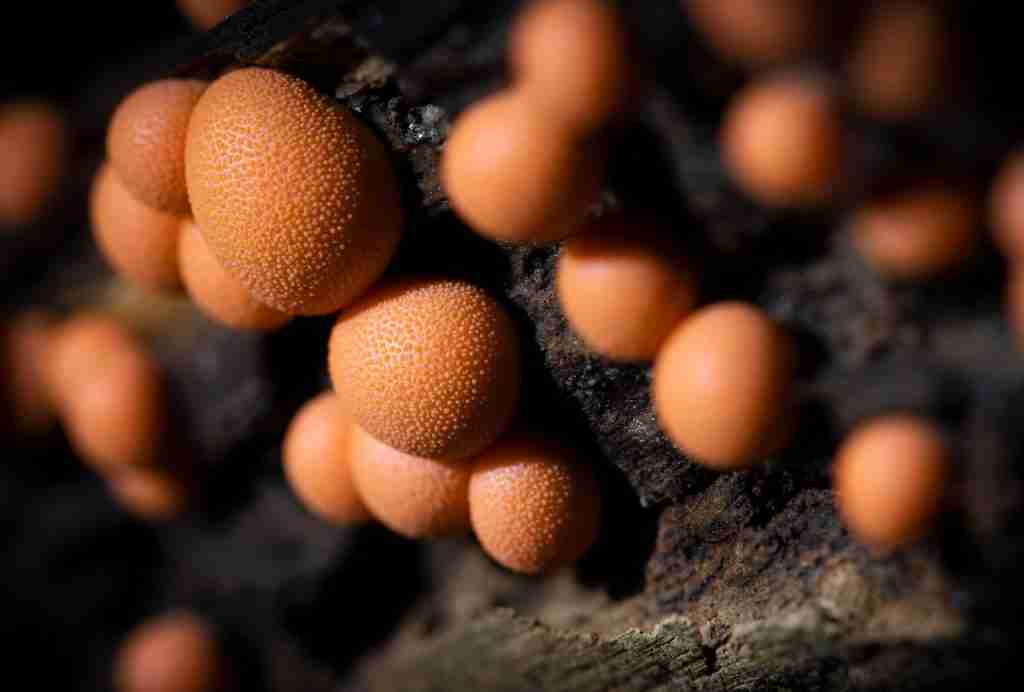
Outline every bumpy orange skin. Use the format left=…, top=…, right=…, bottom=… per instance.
left=185, top=68, right=403, bottom=315
left=328, top=278, right=522, bottom=461
left=179, top=220, right=290, bottom=331
left=283, top=393, right=371, bottom=525
left=108, top=79, right=207, bottom=215
left=91, top=163, right=183, bottom=292
left=349, top=424, right=471, bottom=538
left=114, top=612, right=226, bottom=692
left=469, top=435, right=601, bottom=575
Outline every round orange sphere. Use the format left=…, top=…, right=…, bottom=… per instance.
left=114, top=612, right=226, bottom=692
left=557, top=214, right=698, bottom=361
left=108, top=468, right=190, bottom=522
left=441, top=90, right=605, bottom=244
left=653, top=302, right=796, bottom=469
left=329, top=278, right=522, bottom=461
left=0, top=101, right=70, bottom=228
left=833, top=415, right=951, bottom=552
left=47, top=314, right=168, bottom=472
left=177, top=0, right=250, bottom=29
left=282, top=393, right=371, bottom=525
left=91, top=163, right=183, bottom=292
left=849, top=183, right=978, bottom=281
left=349, top=424, right=471, bottom=538
left=469, top=434, right=601, bottom=574
left=721, top=74, right=845, bottom=207
left=684, top=0, right=822, bottom=68
left=108, top=79, right=207, bottom=215
left=0, top=311, right=57, bottom=436
left=185, top=67, right=403, bottom=315
left=179, top=220, right=290, bottom=331
left=510, top=0, right=633, bottom=132
left=844, top=0, right=955, bottom=121
left=990, top=152, right=1024, bottom=263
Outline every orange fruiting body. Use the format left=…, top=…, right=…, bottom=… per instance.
left=0, top=311, right=57, bottom=436
left=653, top=302, right=796, bottom=469
left=557, top=214, right=698, bottom=361
left=114, top=612, right=225, bottom=692
left=179, top=220, right=290, bottom=331
left=510, top=0, right=632, bottom=132
left=46, top=314, right=168, bottom=472
left=441, top=90, right=605, bottom=244
left=185, top=67, right=403, bottom=315
left=990, top=152, right=1024, bottom=263
left=91, top=163, right=183, bottom=292
left=283, top=393, right=371, bottom=525
left=349, top=424, right=471, bottom=538
left=845, top=0, right=955, bottom=121
left=328, top=278, right=522, bottom=461
left=107, top=467, right=189, bottom=522
left=849, top=182, right=978, bottom=281
left=108, top=79, right=207, bottom=215
left=177, top=0, right=250, bottom=30
left=683, top=0, right=821, bottom=68
left=833, top=415, right=951, bottom=552
left=469, top=434, right=601, bottom=575
left=721, top=74, right=845, bottom=207
left=0, top=101, right=69, bottom=228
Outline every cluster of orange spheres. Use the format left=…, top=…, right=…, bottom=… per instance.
left=283, top=277, right=601, bottom=575
left=114, top=611, right=228, bottom=692
left=1, top=311, right=189, bottom=521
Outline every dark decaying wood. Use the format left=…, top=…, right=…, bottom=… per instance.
left=4, top=1, right=1024, bottom=690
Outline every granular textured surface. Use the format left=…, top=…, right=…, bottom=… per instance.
left=329, top=278, right=522, bottom=460
left=185, top=67, right=402, bottom=315
left=468, top=435, right=601, bottom=574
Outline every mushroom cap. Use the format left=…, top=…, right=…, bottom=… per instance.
left=557, top=214, right=698, bottom=361
left=684, top=0, right=822, bottom=67
left=46, top=314, right=168, bottom=472
left=90, top=163, right=183, bottom=292
left=176, top=0, right=250, bottom=29
left=653, top=302, right=796, bottom=469
left=178, top=219, right=290, bottom=331
left=349, top=424, right=471, bottom=538
left=282, top=392, right=371, bottom=525
left=114, top=612, right=225, bottom=692
left=108, top=79, right=207, bottom=215
left=0, top=101, right=70, bottom=228
left=468, top=434, right=601, bottom=575
left=721, top=74, right=845, bottom=207
left=990, top=152, right=1024, bottom=263
left=833, top=415, right=951, bottom=552
left=850, top=182, right=978, bottom=281
left=107, top=467, right=189, bottom=522
left=441, top=90, right=605, bottom=244
left=510, top=0, right=633, bottom=132
left=845, top=0, right=955, bottom=121
left=329, top=277, right=522, bottom=461
left=185, top=67, right=403, bottom=315
left=0, top=311, right=57, bottom=436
